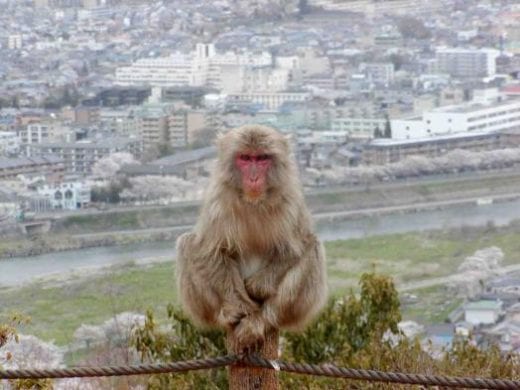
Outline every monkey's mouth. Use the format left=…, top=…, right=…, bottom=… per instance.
left=243, top=189, right=265, bottom=203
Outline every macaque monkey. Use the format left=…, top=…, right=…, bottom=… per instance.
left=176, top=125, right=327, bottom=353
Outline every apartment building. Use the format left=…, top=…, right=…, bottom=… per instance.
left=332, top=118, right=386, bottom=139
left=362, top=131, right=504, bottom=165
left=0, top=156, right=65, bottom=179
left=227, top=92, right=310, bottom=111
left=359, top=63, right=395, bottom=86
left=115, top=43, right=272, bottom=89
left=392, top=91, right=520, bottom=139
left=25, top=138, right=140, bottom=175
left=134, top=104, right=172, bottom=151
left=436, top=48, right=499, bottom=78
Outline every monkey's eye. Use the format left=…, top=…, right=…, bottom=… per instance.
left=239, top=154, right=251, bottom=161
left=257, top=154, right=271, bottom=161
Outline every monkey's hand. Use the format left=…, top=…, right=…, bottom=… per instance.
left=230, top=313, right=266, bottom=354
left=218, top=300, right=259, bottom=330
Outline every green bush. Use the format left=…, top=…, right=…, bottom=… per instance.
left=131, top=273, right=519, bottom=389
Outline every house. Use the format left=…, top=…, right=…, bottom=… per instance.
left=464, top=300, right=503, bottom=325
left=36, top=179, right=91, bottom=210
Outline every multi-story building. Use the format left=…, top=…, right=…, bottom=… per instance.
left=7, top=34, right=22, bottom=50
left=0, top=156, right=65, bottom=179
left=311, top=0, right=443, bottom=15
left=362, top=131, right=504, bottom=165
left=168, top=111, right=188, bottom=148
left=332, top=118, right=386, bottom=139
left=99, top=108, right=138, bottom=136
left=227, top=92, right=310, bottom=111
left=359, top=63, right=395, bottom=86
left=0, top=132, right=20, bottom=156
left=134, top=104, right=172, bottom=151
left=83, top=88, right=151, bottom=107
left=392, top=91, right=520, bottom=139
left=20, top=121, right=75, bottom=145
left=436, top=48, right=499, bottom=78
left=25, top=138, right=140, bottom=175
left=115, top=43, right=272, bottom=89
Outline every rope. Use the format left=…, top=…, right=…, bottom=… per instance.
left=0, top=355, right=237, bottom=380
left=243, top=355, right=520, bottom=390
left=1, top=354, right=520, bottom=389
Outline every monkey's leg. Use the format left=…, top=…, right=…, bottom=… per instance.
left=177, top=233, right=259, bottom=329
left=261, top=236, right=328, bottom=330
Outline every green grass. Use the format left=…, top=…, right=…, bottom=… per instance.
left=401, top=286, right=463, bottom=324
left=0, top=262, right=176, bottom=345
left=325, top=224, right=520, bottom=289
left=2, top=222, right=520, bottom=346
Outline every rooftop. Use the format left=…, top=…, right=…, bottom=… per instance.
left=367, top=130, right=498, bottom=148
left=465, top=300, right=503, bottom=311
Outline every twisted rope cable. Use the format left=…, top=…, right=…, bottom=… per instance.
left=0, top=355, right=237, bottom=380
left=2, top=354, right=520, bottom=389
left=243, top=355, right=520, bottom=390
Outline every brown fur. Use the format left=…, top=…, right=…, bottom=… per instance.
left=176, top=125, right=328, bottom=353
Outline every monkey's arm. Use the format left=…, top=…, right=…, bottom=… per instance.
left=259, top=235, right=328, bottom=330
left=176, top=233, right=259, bottom=330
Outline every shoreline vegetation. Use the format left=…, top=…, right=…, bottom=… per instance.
left=2, top=171, right=520, bottom=259
left=1, top=221, right=520, bottom=346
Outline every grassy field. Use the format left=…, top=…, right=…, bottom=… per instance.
left=327, top=222, right=520, bottom=291
left=1, top=222, right=520, bottom=346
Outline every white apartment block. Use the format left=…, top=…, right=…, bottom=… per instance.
left=436, top=48, right=499, bottom=78
left=392, top=92, right=520, bottom=139
left=227, top=92, right=310, bottom=111
left=26, top=138, right=140, bottom=174
left=332, top=118, right=386, bottom=139
left=21, top=122, right=74, bottom=144
left=0, top=132, right=20, bottom=156
left=7, top=34, right=22, bottom=50
left=21, top=123, right=51, bottom=144
left=359, top=63, right=395, bottom=86
left=115, top=43, right=273, bottom=90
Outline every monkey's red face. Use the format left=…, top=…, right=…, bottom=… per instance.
left=235, top=152, right=272, bottom=201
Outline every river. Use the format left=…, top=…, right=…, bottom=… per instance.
left=1, top=199, right=520, bottom=288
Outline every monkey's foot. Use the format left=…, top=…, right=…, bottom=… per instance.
left=231, top=314, right=266, bottom=354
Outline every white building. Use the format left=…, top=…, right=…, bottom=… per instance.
left=7, top=34, right=22, bottom=50
left=227, top=92, right=310, bottom=111
left=37, top=180, right=91, bottom=210
left=115, top=43, right=273, bottom=90
left=0, top=132, right=20, bottom=156
left=392, top=90, right=520, bottom=139
left=359, top=63, right=395, bottom=86
left=436, top=47, right=499, bottom=78
left=332, top=118, right=385, bottom=139
left=464, top=300, right=503, bottom=326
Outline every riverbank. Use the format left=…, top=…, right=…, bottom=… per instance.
left=2, top=221, right=519, bottom=346
left=2, top=171, right=520, bottom=258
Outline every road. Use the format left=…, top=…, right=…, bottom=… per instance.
left=71, top=191, right=520, bottom=240
left=33, top=168, right=520, bottom=221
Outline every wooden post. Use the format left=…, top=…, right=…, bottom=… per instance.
left=228, top=328, right=279, bottom=390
